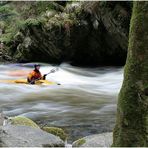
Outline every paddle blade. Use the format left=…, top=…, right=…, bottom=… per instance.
left=50, top=68, right=59, bottom=73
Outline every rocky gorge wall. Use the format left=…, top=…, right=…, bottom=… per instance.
left=0, top=1, right=132, bottom=66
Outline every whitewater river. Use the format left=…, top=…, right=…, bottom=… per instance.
left=0, top=63, right=123, bottom=142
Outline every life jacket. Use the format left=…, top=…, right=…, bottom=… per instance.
left=27, top=70, right=42, bottom=82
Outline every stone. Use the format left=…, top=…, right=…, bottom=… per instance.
left=42, top=126, right=67, bottom=141
left=72, top=132, right=112, bottom=147
left=0, top=125, right=64, bottom=147
left=9, top=116, right=40, bottom=128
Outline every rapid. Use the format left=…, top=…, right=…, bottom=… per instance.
left=0, top=63, right=123, bottom=142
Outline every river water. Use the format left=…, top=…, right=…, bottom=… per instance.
left=0, top=63, right=123, bottom=142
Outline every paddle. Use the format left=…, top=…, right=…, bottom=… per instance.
left=29, top=68, right=59, bottom=84
left=45, top=68, right=59, bottom=76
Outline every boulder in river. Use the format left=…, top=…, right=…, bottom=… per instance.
left=9, top=116, right=40, bottom=128
left=42, top=126, right=67, bottom=141
left=0, top=125, right=64, bottom=147
left=72, top=132, right=112, bottom=147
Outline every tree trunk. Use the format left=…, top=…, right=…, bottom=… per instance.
left=112, top=1, right=148, bottom=147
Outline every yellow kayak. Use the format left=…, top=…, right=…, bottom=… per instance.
left=0, top=79, right=57, bottom=85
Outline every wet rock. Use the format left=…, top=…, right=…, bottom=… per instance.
left=72, top=132, right=112, bottom=147
left=0, top=125, right=64, bottom=147
left=42, top=126, right=67, bottom=141
left=9, top=116, right=40, bottom=128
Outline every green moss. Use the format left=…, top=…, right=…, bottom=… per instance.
left=0, top=1, right=58, bottom=44
left=35, top=1, right=55, bottom=14
left=42, top=127, right=67, bottom=141
left=0, top=20, right=25, bottom=44
left=112, top=1, right=148, bottom=147
left=24, top=18, right=43, bottom=27
left=10, top=116, right=40, bottom=128
left=0, top=5, right=15, bottom=14
left=73, top=138, right=86, bottom=147
left=45, top=12, right=78, bottom=30
left=0, top=5, right=11, bottom=13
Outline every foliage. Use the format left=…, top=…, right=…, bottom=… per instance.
left=20, top=1, right=55, bottom=19
left=24, top=18, right=43, bottom=27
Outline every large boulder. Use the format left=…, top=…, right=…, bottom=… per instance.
left=72, top=132, right=112, bottom=147
left=0, top=125, right=64, bottom=147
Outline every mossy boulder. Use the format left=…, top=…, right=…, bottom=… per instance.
left=10, top=116, right=40, bottom=128
left=0, top=125, right=64, bottom=147
left=73, top=138, right=86, bottom=147
left=72, top=132, right=112, bottom=147
left=42, top=126, right=67, bottom=141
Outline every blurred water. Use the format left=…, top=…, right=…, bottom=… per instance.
left=0, top=63, right=123, bottom=142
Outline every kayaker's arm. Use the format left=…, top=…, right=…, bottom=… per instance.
left=43, top=74, right=47, bottom=80
left=40, top=68, right=58, bottom=80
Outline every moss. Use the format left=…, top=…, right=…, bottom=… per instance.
left=10, top=116, right=40, bottom=128
left=24, top=18, right=43, bottom=27
left=112, top=1, right=148, bottom=147
left=42, top=127, right=67, bottom=141
left=0, top=1, right=59, bottom=42
left=73, top=138, right=86, bottom=147
left=33, top=1, right=55, bottom=14
left=0, top=5, right=15, bottom=14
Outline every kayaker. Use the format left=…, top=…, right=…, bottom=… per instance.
left=27, top=64, right=47, bottom=84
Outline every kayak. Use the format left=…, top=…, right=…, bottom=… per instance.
left=0, top=79, right=57, bottom=85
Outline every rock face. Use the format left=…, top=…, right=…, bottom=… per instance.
left=77, top=1, right=132, bottom=66
left=72, top=132, right=112, bottom=147
left=0, top=125, right=64, bottom=147
left=1, top=1, right=132, bottom=66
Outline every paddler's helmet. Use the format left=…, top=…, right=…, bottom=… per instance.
left=34, top=64, right=40, bottom=68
